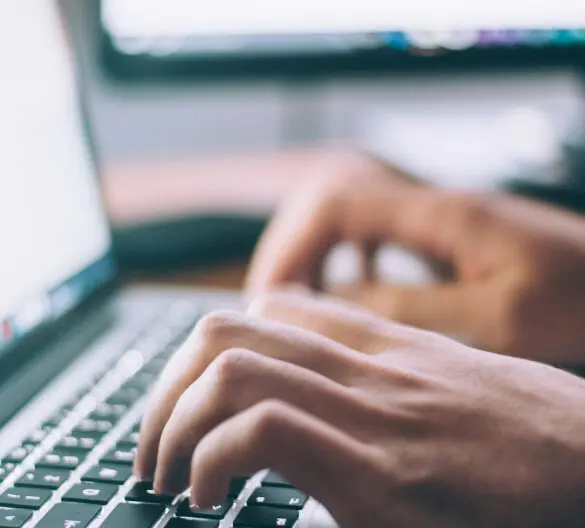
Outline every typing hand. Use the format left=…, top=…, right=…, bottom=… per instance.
left=135, top=291, right=585, bottom=528
left=247, top=157, right=585, bottom=363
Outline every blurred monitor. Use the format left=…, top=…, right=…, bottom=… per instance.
left=100, top=1, right=585, bottom=79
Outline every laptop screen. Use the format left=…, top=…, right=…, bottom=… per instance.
left=0, top=1, right=115, bottom=356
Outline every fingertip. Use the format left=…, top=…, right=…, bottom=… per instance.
left=153, top=473, right=182, bottom=498
left=153, top=455, right=191, bottom=498
left=132, top=449, right=156, bottom=482
left=191, top=478, right=227, bottom=510
left=132, top=463, right=149, bottom=483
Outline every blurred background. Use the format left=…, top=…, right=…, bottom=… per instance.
left=59, top=0, right=585, bottom=281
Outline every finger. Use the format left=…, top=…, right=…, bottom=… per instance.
left=189, top=400, right=380, bottom=527
left=154, top=349, right=376, bottom=494
left=246, top=185, right=486, bottom=296
left=335, top=282, right=499, bottom=347
left=246, top=182, right=340, bottom=295
left=135, top=311, right=363, bottom=480
left=248, top=289, right=413, bottom=353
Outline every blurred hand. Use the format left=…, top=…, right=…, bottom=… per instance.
left=135, top=292, right=585, bottom=528
left=247, top=153, right=585, bottom=363
left=247, top=149, right=420, bottom=292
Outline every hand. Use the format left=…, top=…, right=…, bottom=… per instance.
left=135, top=291, right=585, bottom=528
left=246, top=149, right=422, bottom=292
left=247, top=159, right=585, bottom=363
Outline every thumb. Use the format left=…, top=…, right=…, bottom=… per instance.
left=334, top=282, right=486, bottom=345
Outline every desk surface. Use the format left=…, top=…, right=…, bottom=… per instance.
left=137, top=262, right=248, bottom=290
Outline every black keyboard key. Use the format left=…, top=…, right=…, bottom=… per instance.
left=262, top=472, right=294, bottom=488
left=75, top=418, right=115, bottom=435
left=34, top=502, right=100, bottom=528
left=16, top=468, right=70, bottom=489
left=167, top=519, right=219, bottom=528
left=58, top=435, right=98, bottom=452
left=102, top=446, right=136, bottom=465
left=4, top=445, right=34, bottom=464
left=63, top=482, right=118, bottom=505
left=248, top=487, right=307, bottom=510
left=234, top=506, right=299, bottom=527
left=125, top=371, right=158, bottom=390
left=0, top=508, right=33, bottom=528
left=0, top=487, right=52, bottom=509
left=0, top=463, right=16, bottom=482
left=143, top=357, right=169, bottom=375
left=91, top=403, right=128, bottom=421
left=228, top=477, right=250, bottom=498
left=101, top=503, right=166, bottom=528
left=82, top=463, right=132, bottom=484
left=106, top=387, right=143, bottom=406
left=87, top=412, right=120, bottom=426
left=44, top=406, right=74, bottom=427
left=69, top=428, right=106, bottom=442
left=37, top=448, right=86, bottom=470
left=116, top=383, right=146, bottom=398
left=23, top=427, right=51, bottom=446
left=118, top=431, right=140, bottom=447
left=177, top=500, right=231, bottom=520
left=125, top=482, right=174, bottom=505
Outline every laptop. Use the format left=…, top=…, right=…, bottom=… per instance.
left=0, top=2, right=335, bottom=527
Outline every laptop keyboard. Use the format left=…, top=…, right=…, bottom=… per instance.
left=0, top=303, right=306, bottom=528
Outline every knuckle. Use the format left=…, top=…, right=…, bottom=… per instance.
left=173, top=387, right=197, bottom=421
left=444, top=191, right=489, bottom=225
left=311, top=183, right=346, bottom=217
left=248, top=290, right=292, bottom=318
left=248, top=400, right=291, bottom=444
left=211, top=348, right=258, bottom=390
left=196, top=310, right=245, bottom=344
left=427, top=190, right=483, bottom=225
left=314, top=148, right=387, bottom=188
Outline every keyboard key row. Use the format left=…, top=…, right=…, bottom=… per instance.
left=83, top=463, right=132, bottom=485
left=58, top=434, right=99, bottom=452
left=16, top=469, right=70, bottom=489
left=37, top=448, right=87, bottom=470
left=102, top=446, right=136, bottom=465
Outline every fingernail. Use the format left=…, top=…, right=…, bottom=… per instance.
left=190, top=503, right=200, bottom=511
